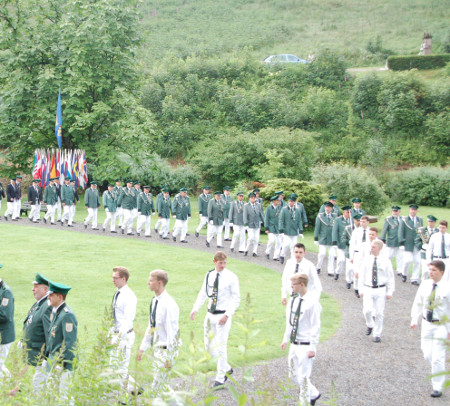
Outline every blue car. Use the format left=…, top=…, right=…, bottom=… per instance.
left=263, top=54, right=310, bottom=65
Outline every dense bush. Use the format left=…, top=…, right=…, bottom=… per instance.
left=352, top=74, right=383, bottom=119
left=305, top=49, right=349, bottom=90
left=387, top=54, right=450, bottom=70
left=384, top=167, right=450, bottom=207
left=259, top=178, right=324, bottom=226
left=311, top=164, right=389, bottom=215
left=424, top=111, right=450, bottom=165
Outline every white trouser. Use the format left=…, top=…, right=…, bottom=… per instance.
left=282, top=234, right=298, bottom=259
left=0, top=200, right=1, bottom=215
left=154, top=216, right=162, bottom=231
left=223, top=218, right=231, bottom=239
left=204, top=312, right=232, bottom=384
left=44, top=204, right=57, bottom=223
left=288, top=343, right=319, bottom=406
left=173, top=219, right=188, bottom=241
left=61, top=205, right=73, bottom=225
left=131, top=208, right=138, bottom=227
left=362, top=286, right=386, bottom=338
left=13, top=198, right=21, bottom=219
left=30, top=204, right=41, bottom=221
left=84, top=208, right=98, bottom=228
left=116, top=207, right=123, bottom=228
left=69, top=204, right=76, bottom=222
left=387, top=246, right=403, bottom=273
left=159, top=218, right=170, bottom=237
left=230, top=225, right=246, bottom=251
left=33, top=360, right=49, bottom=393
left=122, top=209, right=134, bottom=233
left=196, top=215, right=208, bottom=233
left=110, top=331, right=136, bottom=392
left=47, top=365, right=72, bottom=402
left=245, top=227, right=260, bottom=254
left=402, top=247, right=421, bottom=281
left=5, top=201, right=14, bottom=218
left=421, top=320, right=447, bottom=391
left=0, top=343, right=12, bottom=378
left=56, top=199, right=62, bottom=221
left=207, top=223, right=223, bottom=246
left=152, top=346, right=178, bottom=393
left=137, top=214, right=151, bottom=236
left=345, top=258, right=354, bottom=284
left=266, top=233, right=282, bottom=259
left=336, top=248, right=346, bottom=275
left=103, top=211, right=117, bottom=231
left=352, top=251, right=365, bottom=288
left=317, top=245, right=335, bottom=274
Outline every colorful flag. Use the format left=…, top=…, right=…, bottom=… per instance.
left=55, top=90, right=62, bottom=148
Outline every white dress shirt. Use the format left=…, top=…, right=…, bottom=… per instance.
left=281, top=257, right=322, bottom=301
left=140, top=290, right=179, bottom=352
left=358, top=254, right=395, bottom=294
left=349, top=227, right=369, bottom=259
left=427, top=232, right=450, bottom=262
left=113, top=284, right=137, bottom=336
left=192, top=268, right=240, bottom=318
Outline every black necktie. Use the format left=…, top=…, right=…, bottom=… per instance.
left=210, top=273, right=219, bottom=312
left=295, top=263, right=299, bottom=273
left=426, top=283, right=437, bottom=322
left=362, top=229, right=366, bottom=242
left=112, top=291, right=120, bottom=322
left=442, top=234, right=446, bottom=258
left=372, top=257, right=378, bottom=287
left=150, top=298, right=158, bottom=328
left=290, top=297, right=303, bottom=343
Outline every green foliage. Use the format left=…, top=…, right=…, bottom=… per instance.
left=311, top=164, right=389, bottom=215
left=305, top=49, right=349, bottom=90
left=387, top=54, right=450, bottom=71
left=384, top=167, right=450, bottom=207
left=352, top=74, right=383, bottom=118
left=365, top=35, right=394, bottom=60
left=423, top=111, right=450, bottom=165
left=259, top=178, right=324, bottom=225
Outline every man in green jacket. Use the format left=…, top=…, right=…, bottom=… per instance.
left=137, top=186, right=155, bottom=237
left=43, top=178, right=58, bottom=225
left=319, top=195, right=340, bottom=216
left=23, top=273, right=52, bottom=392
left=132, top=181, right=141, bottom=229
left=265, top=196, right=281, bottom=261
left=332, top=205, right=352, bottom=281
left=351, top=197, right=366, bottom=217
left=229, top=192, right=246, bottom=253
left=206, top=191, right=225, bottom=248
left=172, top=188, right=191, bottom=243
left=195, top=186, right=211, bottom=237
left=114, top=179, right=123, bottom=229
left=0, top=274, right=15, bottom=379
left=380, top=206, right=403, bottom=276
left=221, top=187, right=233, bottom=241
left=157, top=188, right=171, bottom=239
left=154, top=185, right=168, bottom=234
left=61, top=177, right=75, bottom=227
left=84, top=181, right=100, bottom=230
left=118, top=180, right=137, bottom=235
left=102, top=184, right=118, bottom=233
left=279, top=194, right=304, bottom=264
left=314, top=202, right=337, bottom=275
left=243, top=192, right=264, bottom=257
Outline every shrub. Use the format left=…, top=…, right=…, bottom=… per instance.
left=305, top=49, right=349, bottom=90
left=259, top=178, right=323, bottom=226
left=384, top=167, right=450, bottom=207
left=311, top=164, right=389, bottom=215
left=424, top=111, right=450, bottom=165
left=352, top=74, right=383, bottom=119
left=387, top=54, right=450, bottom=71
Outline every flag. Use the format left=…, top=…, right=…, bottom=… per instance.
left=50, top=150, right=57, bottom=179
left=55, top=90, right=62, bottom=148
left=72, top=150, right=79, bottom=187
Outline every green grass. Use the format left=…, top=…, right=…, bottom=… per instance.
left=0, top=222, right=339, bottom=377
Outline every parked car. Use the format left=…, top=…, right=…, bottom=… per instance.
left=263, top=54, right=309, bottom=65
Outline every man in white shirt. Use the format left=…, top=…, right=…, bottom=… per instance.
left=190, top=251, right=240, bottom=388
left=427, top=220, right=450, bottom=283
left=281, top=243, right=322, bottom=305
left=137, top=270, right=179, bottom=394
left=110, top=266, right=138, bottom=394
left=411, top=260, right=450, bottom=398
left=359, top=239, right=395, bottom=343
left=281, top=273, right=321, bottom=406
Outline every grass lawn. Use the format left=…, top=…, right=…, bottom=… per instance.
left=0, top=222, right=339, bottom=379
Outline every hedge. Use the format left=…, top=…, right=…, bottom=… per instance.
left=387, top=54, right=450, bottom=71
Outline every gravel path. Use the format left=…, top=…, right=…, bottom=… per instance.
left=9, top=217, right=448, bottom=405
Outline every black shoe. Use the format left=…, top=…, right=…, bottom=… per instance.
left=121, top=228, right=124, bottom=235
left=310, top=393, right=321, bottom=406
left=334, top=274, right=339, bottom=280
left=162, top=237, right=169, bottom=239
left=224, top=238, right=231, bottom=241
left=180, top=240, right=188, bottom=243
left=92, top=227, right=99, bottom=230
left=68, top=224, right=74, bottom=227
left=84, top=224, right=87, bottom=229
left=217, top=245, right=224, bottom=248
left=252, top=253, right=258, bottom=257
left=131, top=386, right=144, bottom=396
left=266, top=254, right=270, bottom=260
left=4, top=216, right=7, bottom=221
left=226, top=368, right=233, bottom=376
left=127, top=233, right=134, bottom=236
left=43, top=218, right=47, bottom=223
left=137, top=232, right=140, bottom=236
left=33, top=221, right=39, bottom=223
left=366, top=327, right=373, bottom=336
left=280, top=257, right=285, bottom=264
left=12, top=218, right=18, bottom=221
left=206, top=241, right=210, bottom=247
left=195, top=232, right=199, bottom=238
left=411, top=281, right=419, bottom=286
left=51, top=222, right=56, bottom=225
left=328, top=273, right=334, bottom=277
left=273, top=258, right=280, bottom=261
left=29, top=218, right=32, bottom=222
left=186, top=233, right=190, bottom=236
left=230, top=248, right=235, bottom=252
left=317, top=268, right=321, bottom=275
left=402, top=275, right=407, bottom=283
left=61, top=221, right=64, bottom=226
left=212, top=380, right=226, bottom=389
left=244, top=251, right=248, bottom=256
left=111, top=230, right=117, bottom=233
left=154, top=227, right=158, bottom=232
left=239, top=251, right=244, bottom=253
left=346, top=283, right=351, bottom=289
left=172, top=236, right=176, bottom=242
left=102, top=228, right=105, bottom=232
left=355, top=290, right=360, bottom=298
left=430, top=390, right=442, bottom=398
left=145, top=235, right=151, bottom=238
left=373, top=336, right=381, bottom=343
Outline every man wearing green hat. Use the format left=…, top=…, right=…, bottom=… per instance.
left=0, top=273, right=15, bottom=379
left=196, top=186, right=211, bottom=238
left=342, top=213, right=362, bottom=289
left=154, top=185, right=168, bottom=235
left=43, top=178, right=58, bottom=225
left=84, top=181, right=100, bottom=230
left=4, top=178, right=16, bottom=221
left=102, top=184, right=118, bottom=233
left=381, top=206, right=403, bottom=276
left=265, top=196, right=282, bottom=260
left=206, top=191, right=225, bottom=248
left=276, top=191, right=287, bottom=209
left=243, top=192, right=264, bottom=257
left=12, top=175, right=22, bottom=220
left=319, top=195, right=340, bottom=216
left=114, top=179, right=124, bottom=229
left=23, top=273, right=52, bottom=392
left=314, top=202, right=337, bottom=275
left=69, top=179, right=80, bottom=225
left=332, top=205, right=353, bottom=281
left=157, top=188, right=171, bottom=239
left=351, top=198, right=366, bottom=217
left=416, top=215, right=439, bottom=281
left=118, top=180, right=137, bottom=235
left=229, top=192, right=246, bottom=253
left=137, top=186, right=155, bottom=237
left=279, top=194, right=304, bottom=264
left=398, top=204, right=423, bottom=283
left=131, top=181, right=141, bottom=229
left=28, top=179, right=43, bottom=223
left=0, top=178, right=5, bottom=218
left=221, top=187, right=233, bottom=241
left=47, top=281, right=78, bottom=400
left=61, top=177, right=76, bottom=227
left=172, top=188, right=191, bottom=243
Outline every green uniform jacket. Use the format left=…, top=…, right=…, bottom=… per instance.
left=264, top=204, right=280, bottom=234
left=23, top=296, right=52, bottom=366
left=221, top=194, right=233, bottom=219
left=137, top=192, right=155, bottom=216
left=207, top=198, right=224, bottom=226
left=415, top=226, right=439, bottom=259
left=351, top=208, right=366, bottom=217
left=279, top=206, right=303, bottom=236
left=84, top=187, right=100, bottom=208
left=155, top=192, right=163, bottom=213
left=102, top=190, right=117, bottom=212
left=118, top=187, right=137, bottom=210
left=43, top=185, right=58, bottom=205
left=198, top=193, right=211, bottom=216
left=47, top=303, right=78, bottom=371
left=61, top=184, right=75, bottom=206
left=398, top=216, right=423, bottom=252
left=314, top=212, right=337, bottom=245
left=295, top=201, right=308, bottom=225
left=172, top=194, right=191, bottom=220
left=256, top=197, right=264, bottom=215
left=133, top=188, right=140, bottom=209
left=319, top=203, right=340, bottom=216
left=157, top=196, right=171, bottom=219
left=113, top=186, right=123, bottom=207
left=341, top=224, right=354, bottom=258
left=332, top=216, right=352, bottom=249
left=380, top=216, right=401, bottom=248
left=0, top=281, right=15, bottom=344
left=228, top=200, right=245, bottom=226
left=243, top=202, right=264, bottom=229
